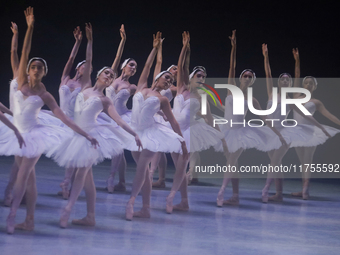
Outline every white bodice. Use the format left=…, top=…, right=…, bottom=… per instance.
left=105, top=86, right=130, bottom=115
left=59, top=85, right=81, bottom=118
left=293, top=101, right=316, bottom=125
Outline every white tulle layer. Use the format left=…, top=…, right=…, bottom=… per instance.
left=48, top=123, right=129, bottom=168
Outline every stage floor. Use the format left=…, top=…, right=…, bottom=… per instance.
left=0, top=156, right=339, bottom=255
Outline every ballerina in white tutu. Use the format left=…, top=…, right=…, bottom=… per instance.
left=105, top=25, right=137, bottom=193
left=261, top=43, right=331, bottom=203
left=52, top=23, right=142, bottom=228
left=2, top=7, right=99, bottom=234
left=290, top=48, right=340, bottom=199
left=125, top=32, right=188, bottom=220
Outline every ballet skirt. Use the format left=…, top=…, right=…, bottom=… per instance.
left=129, top=92, right=184, bottom=153
left=290, top=101, right=340, bottom=147
left=0, top=90, right=70, bottom=158
left=49, top=93, right=134, bottom=168
left=105, top=86, right=131, bottom=124
left=8, top=79, right=63, bottom=126
left=215, top=95, right=277, bottom=153
left=174, top=94, right=223, bottom=153
left=265, top=99, right=317, bottom=148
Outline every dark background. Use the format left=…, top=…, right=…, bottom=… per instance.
left=0, top=0, right=339, bottom=170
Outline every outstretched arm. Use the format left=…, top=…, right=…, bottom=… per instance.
left=177, top=31, right=190, bottom=94
left=79, top=23, right=93, bottom=91
left=0, top=102, right=13, bottom=116
left=111, top=24, right=126, bottom=76
left=0, top=111, right=25, bottom=148
left=292, top=48, right=301, bottom=98
left=153, top=36, right=164, bottom=80
left=262, top=43, right=273, bottom=99
left=136, top=32, right=161, bottom=92
left=316, top=100, right=340, bottom=126
left=10, top=22, right=19, bottom=79
left=228, top=30, right=236, bottom=90
left=17, top=7, right=34, bottom=90
left=60, top=26, right=82, bottom=85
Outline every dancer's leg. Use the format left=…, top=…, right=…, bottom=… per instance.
left=188, top=152, right=200, bottom=184
left=4, top=160, right=19, bottom=206
left=107, top=152, right=124, bottom=193
left=58, top=167, right=76, bottom=199
left=152, top=153, right=167, bottom=188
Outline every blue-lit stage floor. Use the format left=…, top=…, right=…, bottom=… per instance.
left=0, top=156, right=339, bottom=255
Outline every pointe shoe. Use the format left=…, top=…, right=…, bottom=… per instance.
left=133, top=206, right=150, bottom=218
left=302, top=186, right=309, bottom=200
left=152, top=180, right=166, bottom=189
left=223, top=195, right=239, bottom=206
left=291, top=191, right=303, bottom=197
left=72, top=216, right=95, bottom=226
left=173, top=199, right=189, bottom=211
left=106, top=176, right=114, bottom=193
left=216, top=190, right=224, bottom=207
left=60, top=207, right=71, bottom=228
left=6, top=210, right=16, bottom=234
left=125, top=202, right=134, bottom=221
left=166, top=195, right=174, bottom=214
left=113, top=182, right=126, bottom=192
left=262, top=187, right=269, bottom=203
left=268, top=194, right=283, bottom=202
left=15, top=217, right=34, bottom=231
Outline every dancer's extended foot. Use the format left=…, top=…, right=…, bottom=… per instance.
left=223, top=195, right=239, bottom=206
left=262, top=186, right=269, bottom=203
left=6, top=210, right=16, bottom=234
left=60, top=207, right=71, bottom=228
left=166, top=194, right=175, bottom=214
left=173, top=199, right=189, bottom=211
left=72, top=215, right=95, bottom=226
left=152, top=180, right=166, bottom=189
left=268, top=193, right=283, bottom=202
left=125, top=202, right=134, bottom=221
left=133, top=206, right=150, bottom=218
left=15, top=216, right=34, bottom=231
left=106, top=176, right=114, bottom=193
left=114, top=182, right=126, bottom=192
left=216, top=189, right=224, bottom=207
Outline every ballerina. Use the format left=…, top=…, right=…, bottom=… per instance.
left=290, top=48, right=340, bottom=199
left=53, top=23, right=142, bottom=228
left=1, top=7, right=99, bottom=234
left=105, top=25, right=137, bottom=193
left=261, top=43, right=331, bottom=203
left=125, top=31, right=188, bottom=220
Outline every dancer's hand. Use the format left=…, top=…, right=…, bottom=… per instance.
left=15, top=130, right=26, bottom=149
left=153, top=31, right=161, bottom=49
left=182, top=31, right=190, bottom=46
left=87, top=135, right=99, bottom=149
left=10, top=22, right=18, bottom=34
left=181, top=142, right=189, bottom=160
left=135, top=135, right=143, bottom=151
left=73, top=26, right=82, bottom=42
left=24, top=6, right=34, bottom=27
left=262, top=43, right=268, bottom=57
left=279, top=135, right=288, bottom=147
left=292, top=48, right=299, bottom=61
left=229, top=29, right=236, bottom=47
left=321, top=127, right=332, bottom=138
left=85, top=23, right=92, bottom=41
left=120, top=24, right=126, bottom=40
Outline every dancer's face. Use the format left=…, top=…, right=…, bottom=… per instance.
left=157, top=73, right=174, bottom=90
left=123, top=60, right=137, bottom=76
left=278, top=74, right=291, bottom=88
left=98, top=68, right=115, bottom=87
left=240, top=71, right=254, bottom=87
left=303, top=78, right=316, bottom=92
left=28, top=60, right=45, bottom=80
left=191, top=70, right=206, bottom=88
left=169, top=66, right=178, bottom=81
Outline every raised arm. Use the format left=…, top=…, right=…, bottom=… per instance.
left=228, top=30, right=236, bottom=88
left=17, top=7, right=34, bottom=90
left=292, top=48, right=301, bottom=98
left=153, top=36, right=164, bottom=80
left=183, top=39, right=191, bottom=85
left=79, top=23, right=93, bottom=90
left=136, top=32, right=161, bottom=92
left=10, top=22, right=19, bottom=79
left=315, top=100, right=340, bottom=126
left=262, top=43, right=273, bottom=99
left=60, top=26, right=82, bottom=84
left=111, top=24, right=126, bottom=76
left=177, top=31, right=190, bottom=94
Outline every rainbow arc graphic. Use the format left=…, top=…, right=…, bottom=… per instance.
left=197, top=83, right=222, bottom=106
